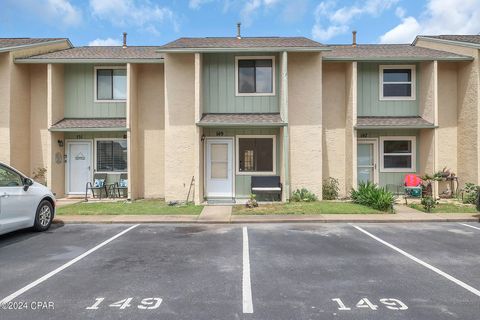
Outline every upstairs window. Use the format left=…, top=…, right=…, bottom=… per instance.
left=380, top=136, right=416, bottom=172
left=236, top=136, right=276, bottom=175
left=96, top=140, right=128, bottom=172
left=380, top=65, right=416, bottom=100
left=236, top=56, right=275, bottom=96
left=95, top=67, right=127, bottom=101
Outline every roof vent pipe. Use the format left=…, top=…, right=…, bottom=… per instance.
left=123, top=32, right=127, bottom=48
left=236, top=22, right=241, bottom=39
left=352, top=30, right=357, bottom=47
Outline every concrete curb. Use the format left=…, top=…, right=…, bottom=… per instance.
left=53, top=214, right=479, bottom=224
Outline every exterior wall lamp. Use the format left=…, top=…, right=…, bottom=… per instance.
left=57, top=140, right=64, bottom=148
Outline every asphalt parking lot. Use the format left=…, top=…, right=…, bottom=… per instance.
left=0, top=222, right=479, bottom=320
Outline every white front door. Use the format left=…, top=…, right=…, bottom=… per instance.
left=206, top=138, right=234, bottom=198
left=67, top=141, right=92, bottom=194
left=357, top=139, right=379, bottom=185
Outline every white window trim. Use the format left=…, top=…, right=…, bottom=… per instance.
left=236, top=135, right=276, bottom=175
left=94, top=66, right=127, bottom=103
left=379, top=65, right=416, bottom=101
left=380, top=136, right=416, bottom=173
left=94, top=138, right=128, bottom=174
left=235, top=56, right=276, bottom=97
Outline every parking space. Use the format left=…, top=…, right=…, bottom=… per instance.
left=0, top=223, right=479, bottom=319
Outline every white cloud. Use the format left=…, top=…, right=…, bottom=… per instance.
left=10, top=0, right=82, bottom=27
left=89, top=0, right=178, bottom=34
left=88, top=38, right=122, bottom=46
left=240, top=0, right=282, bottom=26
left=47, top=0, right=82, bottom=26
left=379, top=0, right=480, bottom=43
left=189, top=0, right=214, bottom=10
left=312, top=0, right=398, bottom=41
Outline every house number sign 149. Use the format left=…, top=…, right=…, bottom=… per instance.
left=332, top=298, right=408, bottom=311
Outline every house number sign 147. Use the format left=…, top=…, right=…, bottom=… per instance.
left=332, top=298, right=408, bottom=311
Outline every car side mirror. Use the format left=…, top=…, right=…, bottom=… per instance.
left=23, top=178, right=33, bottom=191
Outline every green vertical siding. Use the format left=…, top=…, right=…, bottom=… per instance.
left=357, top=129, right=420, bottom=189
left=202, top=53, right=279, bottom=113
left=64, top=64, right=126, bottom=118
left=203, top=127, right=280, bottom=198
left=357, top=63, right=419, bottom=116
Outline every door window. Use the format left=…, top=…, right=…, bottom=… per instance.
left=0, top=166, right=23, bottom=187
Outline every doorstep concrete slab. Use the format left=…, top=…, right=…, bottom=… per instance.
left=198, top=205, right=232, bottom=222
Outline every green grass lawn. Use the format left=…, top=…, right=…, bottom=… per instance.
left=56, top=200, right=203, bottom=215
left=409, top=203, right=478, bottom=213
left=233, top=201, right=383, bottom=215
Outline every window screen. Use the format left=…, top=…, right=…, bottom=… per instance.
left=238, top=138, right=274, bottom=173
left=96, top=140, right=127, bottom=172
left=238, top=59, right=273, bottom=94
left=97, top=69, right=126, bottom=100
left=382, top=139, right=414, bottom=170
left=382, top=68, right=413, bottom=98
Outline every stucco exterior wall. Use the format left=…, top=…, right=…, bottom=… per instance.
left=288, top=52, right=323, bottom=198
left=419, top=61, right=435, bottom=124
left=322, top=62, right=347, bottom=197
left=47, top=64, right=65, bottom=196
left=30, top=64, right=49, bottom=179
left=137, top=64, right=165, bottom=198
left=164, top=53, right=196, bottom=202
left=9, top=62, right=31, bottom=173
left=437, top=62, right=458, bottom=194
left=0, top=53, right=11, bottom=164
left=345, top=62, right=357, bottom=191
left=127, top=63, right=139, bottom=199
left=416, top=39, right=480, bottom=186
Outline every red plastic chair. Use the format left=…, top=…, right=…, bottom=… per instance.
left=404, top=174, right=422, bottom=187
left=404, top=174, right=423, bottom=204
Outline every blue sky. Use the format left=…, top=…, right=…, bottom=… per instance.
left=1, top=0, right=479, bottom=46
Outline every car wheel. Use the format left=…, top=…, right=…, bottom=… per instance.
left=33, top=200, right=53, bottom=232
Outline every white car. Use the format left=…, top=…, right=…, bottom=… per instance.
left=0, top=162, right=55, bottom=235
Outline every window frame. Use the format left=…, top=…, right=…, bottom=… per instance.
left=94, top=138, right=128, bottom=174
left=235, top=135, right=276, bottom=175
left=235, top=56, right=276, bottom=97
left=380, top=136, right=416, bottom=173
left=94, top=66, right=127, bottom=103
left=0, top=165, right=24, bottom=188
left=379, top=65, right=416, bottom=101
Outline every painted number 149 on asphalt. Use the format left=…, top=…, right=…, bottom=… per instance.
left=332, top=298, right=408, bottom=311
left=86, top=297, right=162, bottom=310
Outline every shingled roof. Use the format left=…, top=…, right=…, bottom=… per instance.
left=197, top=113, right=286, bottom=127
left=323, top=44, right=473, bottom=61
left=159, top=37, right=328, bottom=52
left=417, top=35, right=480, bottom=47
left=356, top=116, right=435, bottom=129
left=17, top=46, right=164, bottom=63
left=50, top=118, right=127, bottom=131
left=0, top=38, right=69, bottom=51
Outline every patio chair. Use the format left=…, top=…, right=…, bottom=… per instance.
left=85, top=173, right=108, bottom=201
left=109, top=173, right=128, bottom=198
left=403, top=174, right=423, bottom=205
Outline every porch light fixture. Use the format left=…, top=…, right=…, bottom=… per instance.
left=57, top=140, right=64, bottom=148
left=201, top=134, right=206, bottom=142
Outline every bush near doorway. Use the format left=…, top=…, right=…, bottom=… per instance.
left=350, top=182, right=395, bottom=212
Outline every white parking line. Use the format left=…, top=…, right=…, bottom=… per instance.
left=242, top=226, right=253, bottom=314
left=352, top=224, right=480, bottom=298
left=0, top=224, right=139, bottom=304
left=458, top=223, right=480, bottom=231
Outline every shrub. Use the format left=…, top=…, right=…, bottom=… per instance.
left=421, top=196, right=438, bottom=213
left=463, top=183, right=479, bottom=204
left=246, top=194, right=258, bottom=208
left=291, top=188, right=318, bottom=202
left=322, top=177, right=340, bottom=200
left=350, top=182, right=395, bottom=212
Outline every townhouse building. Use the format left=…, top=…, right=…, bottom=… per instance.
left=0, top=33, right=478, bottom=204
